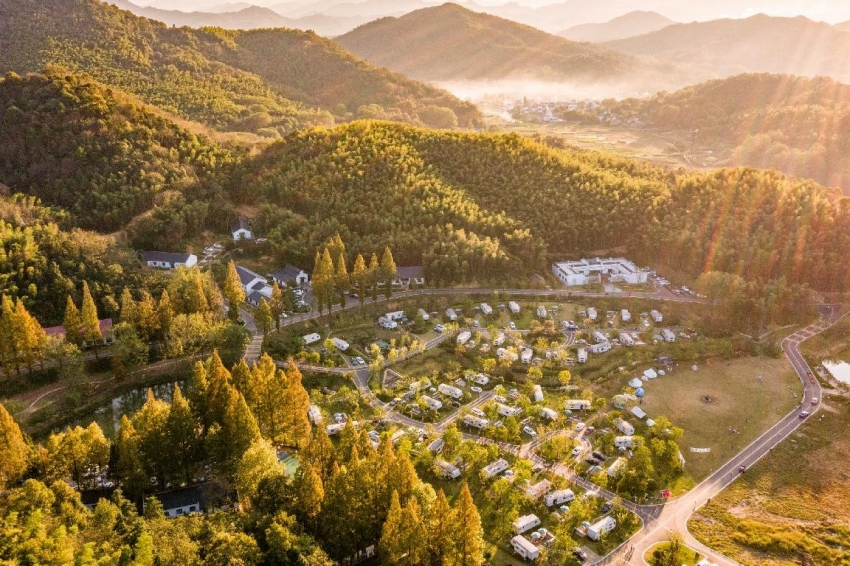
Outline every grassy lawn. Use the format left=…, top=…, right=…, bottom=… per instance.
left=644, top=542, right=704, bottom=566
left=688, top=399, right=850, bottom=566
left=602, top=357, right=801, bottom=483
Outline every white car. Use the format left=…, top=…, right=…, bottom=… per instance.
left=571, top=446, right=582, bottom=457
left=575, top=422, right=586, bottom=432
left=470, top=386, right=482, bottom=393
left=523, top=426, right=537, bottom=436
left=204, top=246, right=215, bottom=254
left=509, top=321, right=516, bottom=330
left=213, top=243, right=223, bottom=250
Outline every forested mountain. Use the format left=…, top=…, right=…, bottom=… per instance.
left=336, top=3, right=673, bottom=87
left=222, top=121, right=850, bottom=296
left=0, top=70, right=236, bottom=232
left=108, top=0, right=296, bottom=29
left=558, top=11, right=674, bottom=43
left=0, top=0, right=480, bottom=135
left=605, top=15, right=850, bottom=83
left=599, top=73, right=850, bottom=192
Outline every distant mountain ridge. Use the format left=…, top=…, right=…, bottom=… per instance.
left=559, top=11, right=675, bottom=42
left=337, top=3, right=687, bottom=89
left=0, top=0, right=481, bottom=134
left=605, top=14, right=850, bottom=83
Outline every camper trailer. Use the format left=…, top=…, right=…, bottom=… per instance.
left=565, top=399, right=591, bottom=411
left=586, top=516, right=616, bottom=541
left=508, top=301, right=521, bottom=314
left=417, top=308, right=430, bottom=321
left=480, top=303, right=493, bottom=316
left=544, top=489, right=575, bottom=507
left=445, top=308, right=458, bottom=321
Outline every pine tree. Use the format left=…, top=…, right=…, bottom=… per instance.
left=188, top=360, right=210, bottom=429
left=62, top=295, right=84, bottom=347
left=380, top=247, right=397, bottom=299
left=368, top=252, right=380, bottom=302
left=235, top=437, right=281, bottom=506
left=165, top=385, right=198, bottom=483
left=281, top=360, right=312, bottom=448
left=80, top=281, right=102, bottom=347
left=135, top=292, right=159, bottom=342
left=114, top=415, right=145, bottom=498
left=205, top=350, right=234, bottom=427
left=120, top=288, right=138, bottom=326
left=222, top=261, right=246, bottom=321
left=379, top=491, right=405, bottom=565
left=428, top=489, right=453, bottom=564
left=0, top=295, right=21, bottom=376
left=16, top=299, right=46, bottom=372
left=229, top=358, right=253, bottom=400
left=255, top=298, right=273, bottom=337
left=448, top=484, right=484, bottom=566
left=0, top=402, right=29, bottom=488
left=132, top=390, right=170, bottom=487
left=302, top=425, right=336, bottom=481
left=293, top=461, right=324, bottom=526
left=269, top=283, right=285, bottom=331
left=210, top=387, right=261, bottom=476
left=351, top=253, right=368, bottom=306
left=312, top=248, right=335, bottom=317
left=335, top=252, right=349, bottom=309
left=157, top=290, right=174, bottom=335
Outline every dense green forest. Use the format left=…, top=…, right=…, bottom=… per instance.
left=600, top=73, right=850, bottom=192
left=0, top=0, right=480, bottom=135
left=0, top=354, right=488, bottom=565
left=0, top=70, right=237, bottom=231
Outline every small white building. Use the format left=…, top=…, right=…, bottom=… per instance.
left=493, top=332, right=506, bottom=346
left=378, top=317, right=398, bottom=330
left=456, top=331, right=472, bottom=345
left=650, top=309, right=663, bottom=323
left=661, top=329, right=676, bottom=343
left=510, top=535, right=540, bottom=561
left=593, top=331, right=608, bottom=344
left=303, top=333, right=322, bottom=345
left=332, top=337, right=349, bottom=352
left=417, top=308, right=430, bottom=321
left=438, top=383, right=463, bottom=399
left=587, top=307, right=598, bottom=321
left=427, top=438, right=445, bottom=454
left=141, top=251, right=198, bottom=270
left=540, top=407, right=559, bottom=421
left=552, top=257, right=647, bottom=287
left=480, top=303, right=493, bottom=316
left=621, top=309, right=631, bottom=322
left=470, top=373, right=490, bottom=386
left=421, top=395, right=443, bottom=410
left=615, top=418, right=635, bottom=435
left=308, top=405, right=323, bottom=426
left=463, top=415, right=489, bottom=429
left=445, top=308, right=458, bottom=321
left=386, top=311, right=405, bottom=321
left=565, top=399, right=591, bottom=411
left=481, top=458, right=509, bottom=479
left=435, top=459, right=461, bottom=479
left=630, top=406, right=647, bottom=419
left=586, top=516, right=616, bottom=541
left=532, top=384, right=544, bottom=402
left=544, top=489, right=575, bottom=507
left=589, top=342, right=611, bottom=354
left=231, top=217, right=254, bottom=240
left=521, top=348, right=533, bottom=364
left=508, top=301, right=521, bottom=314
left=577, top=348, right=588, bottom=363
left=271, top=264, right=309, bottom=287
left=496, top=403, right=522, bottom=417
left=513, top=514, right=541, bottom=534
left=619, top=333, right=635, bottom=346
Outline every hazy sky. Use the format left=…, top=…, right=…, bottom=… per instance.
left=133, top=0, right=850, bottom=23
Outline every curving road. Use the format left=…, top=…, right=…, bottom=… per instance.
left=269, top=286, right=844, bottom=566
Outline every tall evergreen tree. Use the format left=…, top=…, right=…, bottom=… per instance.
left=448, top=483, right=484, bottom=566
left=255, top=298, right=273, bottom=337
left=157, top=289, right=174, bottom=336
left=222, top=261, right=246, bottom=321
left=135, top=291, right=159, bottom=341
left=120, top=288, right=138, bottom=326
left=380, top=247, right=397, bottom=299
left=114, top=415, right=145, bottom=499
left=62, top=295, right=84, bottom=347
left=269, top=283, right=285, bottom=331
left=80, top=281, right=102, bottom=347
left=312, top=248, right=335, bottom=317
left=282, top=360, right=312, bottom=448
left=165, top=385, right=199, bottom=483
left=292, top=461, right=325, bottom=528
left=14, top=299, right=46, bottom=372
left=132, top=389, right=171, bottom=487
left=351, top=253, right=368, bottom=306
left=428, top=489, right=453, bottom=565
left=335, top=252, right=349, bottom=309
left=0, top=295, right=21, bottom=376
left=0, top=402, right=29, bottom=488
left=368, top=252, right=380, bottom=302
left=302, top=425, right=336, bottom=482
left=209, top=387, right=261, bottom=477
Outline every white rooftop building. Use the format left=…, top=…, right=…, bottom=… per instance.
left=544, top=489, right=575, bottom=507
left=513, top=514, right=541, bottom=534
left=508, top=301, right=521, bottom=314
left=481, top=458, right=509, bottom=479
left=510, top=535, right=540, bottom=561
left=552, top=257, right=647, bottom=287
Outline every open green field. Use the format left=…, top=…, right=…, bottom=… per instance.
left=644, top=542, right=704, bottom=566
left=688, top=399, right=850, bottom=566
left=598, top=357, right=801, bottom=483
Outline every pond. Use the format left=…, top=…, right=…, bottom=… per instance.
left=823, top=360, right=850, bottom=386
left=82, top=381, right=185, bottom=437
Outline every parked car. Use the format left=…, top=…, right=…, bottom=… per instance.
left=522, top=426, right=537, bottom=437
left=601, top=502, right=612, bottom=513
left=509, top=321, right=516, bottom=330
left=811, top=398, right=819, bottom=405
left=575, top=422, right=586, bottom=432
left=571, top=447, right=582, bottom=457
left=799, top=411, right=810, bottom=418
left=470, top=386, right=482, bottom=393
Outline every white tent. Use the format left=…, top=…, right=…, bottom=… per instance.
left=643, top=368, right=658, bottom=379
left=628, top=378, right=643, bottom=388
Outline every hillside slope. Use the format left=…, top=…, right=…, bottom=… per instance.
left=336, top=3, right=673, bottom=87
left=559, top=11, right=674, bottom=43
left=605, top=15, right=850, bottom=83
left=0, top=70, right=234, bottom=232
left=601, top=73, right=850, bottom=191
left=0, top=0, right=480, bottom=134
left=108, top=0, right=295, bottom=29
